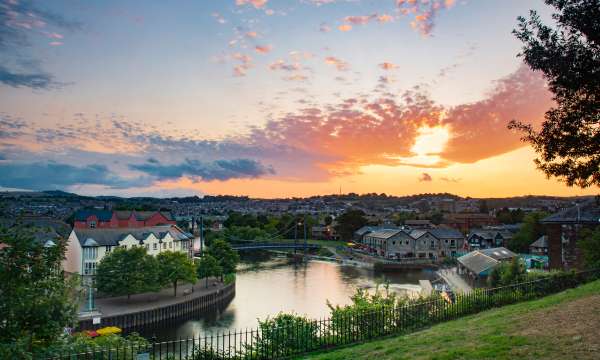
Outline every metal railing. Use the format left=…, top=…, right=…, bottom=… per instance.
left=40, top=269, right=599, bottom=360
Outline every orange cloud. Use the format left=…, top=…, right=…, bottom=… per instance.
left=377, top=14, right=394, bottom=23
left=245, top=31, right=258, bottom=38
left=338, top=24, right=352, bottom=32
left=324, top=56, right=349, bottom=71
left=379, top=62, right=398, bottom=70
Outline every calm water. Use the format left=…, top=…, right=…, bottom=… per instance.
left=140, top=256, right=437, bottom=341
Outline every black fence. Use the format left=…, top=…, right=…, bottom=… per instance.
left=41, top=269, right=600, bottom=360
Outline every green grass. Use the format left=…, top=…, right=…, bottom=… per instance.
left=302, top=279, right=600, bottom=360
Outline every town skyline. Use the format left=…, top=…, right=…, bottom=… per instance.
left=1, top=0, right=598, bottom=198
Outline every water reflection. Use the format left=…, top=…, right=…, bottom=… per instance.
left=140, top=257, right=436, bottom=341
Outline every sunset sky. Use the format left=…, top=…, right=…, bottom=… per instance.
left=0, top=0, right=597, bottom=198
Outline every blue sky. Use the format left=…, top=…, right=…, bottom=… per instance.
left=3, top=0, right=593, bottom=198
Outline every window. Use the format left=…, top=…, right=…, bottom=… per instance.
left=450, top=240, right=456, bottom=247
left=169, top=242, right=172, bottom=249
left=162, top=243, right=166, bottom=250
left=83, top=262, right=96, bottom=275
left=405, top=240, right=409, bottom=245
left=145, top=244, right=149, bottom=250
left=89, top=221, right=96, bottom=229
left=105, top=246, right=112, bottom=254
left=83, top=247, right=97, bottom=260
left=153, top=243, right=157, bottom=250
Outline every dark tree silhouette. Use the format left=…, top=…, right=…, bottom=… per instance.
left=509, top=0, right=600, bottom=188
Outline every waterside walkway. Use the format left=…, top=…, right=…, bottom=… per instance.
left=77, top=278, right=234, bottom=330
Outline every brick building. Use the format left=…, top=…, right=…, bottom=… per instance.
left=73, top=209, right=176, bottom=229
left=541, top=199, right=600, bottom=270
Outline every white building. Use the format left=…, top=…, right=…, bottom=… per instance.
left=62, top=225, right=193, bottom=281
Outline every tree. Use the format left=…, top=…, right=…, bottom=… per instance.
left=207, top=240, right=240, bottom=277
left=508, top=211, right=549, bottom=253
left=96, top=247, right=160, bottom=301
left=509, top=0, right=600, bottom=187
left=156, top=251, right=197, bottom=297
left=334, top=209, right=368, bottom=241
left=196, top=254, right=223, bottom=288
left=0, top=227, right=78, bottom=354
left=578, top=226, right=600, bottom=269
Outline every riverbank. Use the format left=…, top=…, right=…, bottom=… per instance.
left=77, top=280, right=235, bottom=331
left=303, top=279, right=600, bottom=359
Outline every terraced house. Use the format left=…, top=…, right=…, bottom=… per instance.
left=62, top=225, right=193, bottom=282
left=360, top=227, right=464, bottom=259
left=73, top=209, right=176, bottom=229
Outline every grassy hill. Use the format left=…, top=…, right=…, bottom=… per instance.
left=303, top=279, right=600, bottom=360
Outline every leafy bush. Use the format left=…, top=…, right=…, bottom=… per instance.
left=41, top=332, right=149, bottom=359
left=246, top=313, right=320, bottom=358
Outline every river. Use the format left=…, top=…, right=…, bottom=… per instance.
left=140, top=255, right=438, bottom=341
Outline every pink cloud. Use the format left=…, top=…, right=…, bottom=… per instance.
left=344, top=15, right=375, bottom=25
left=48, top=41, right=63, bottom=46
left=397, top=0, right=460, bottom=36
left=235, top=0, right=268, bottom=9
left=440, top=64, right=553, bottom=163
left=255, top=45, right=272, bottom=54
left=269, top=60, right=302, bottom=72
left=245, top=31, right=258, bottom=38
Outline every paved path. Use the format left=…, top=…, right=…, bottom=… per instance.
left=437, top=268, right=473, bottom=294
left=80, top=278, right=227, bottom=318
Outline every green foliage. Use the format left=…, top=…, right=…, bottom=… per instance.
left=157, top=251, right=197, bottom=296
left=495, top=207, right=525, bottom=224
left=247, top=313, right=320, bottom=358
left=196, top=254, right=223, bottom=288
left=42, top=332, right=149, bottom=359
left=507, top=211, right=549, bottom=253
left=510, top=0, right=600, bottom=187
left=0, top=227, right=78, bottom=354
left=393, top=212, right=417, bottom=226
left=207, top=240, right=240, bottom=275
left=96, top=246, right=161, bottom=300
left=224, top=273, right=236, bottom=285
left=488, top=258, right=528, bottom=287
left=334, top=209, right=368, bottom=241
left=578, top=226, right=600, bottom=269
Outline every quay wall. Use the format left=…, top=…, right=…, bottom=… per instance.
left=77, top=282, right=235, bottom=331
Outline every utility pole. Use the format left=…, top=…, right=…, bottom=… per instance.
left=303, top=214, right=307, bottom=257
left=294, top=218, right=298, bottom=255
left=200, top=215, right=204, bottom=254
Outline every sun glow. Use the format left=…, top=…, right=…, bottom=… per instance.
left=396, top=125, right=451, bottom=167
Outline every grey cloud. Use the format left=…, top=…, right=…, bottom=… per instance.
left=418, top=173, right=432, bottom=182
left=0, top=0, right=81, bottom=89
left=0, top=161, right=147, bottom=190
left=0, top=65, right=56, bottom=89
left=129, top=158, right=275, bottom=181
